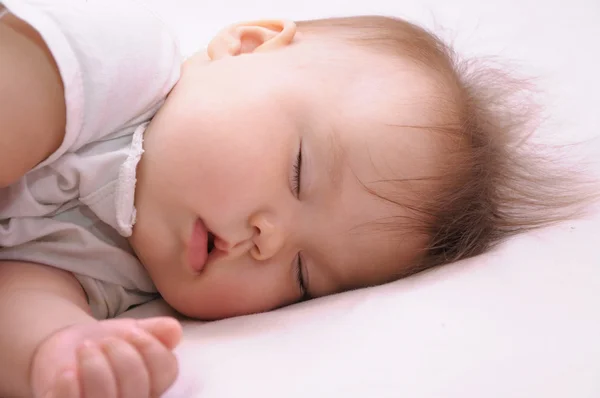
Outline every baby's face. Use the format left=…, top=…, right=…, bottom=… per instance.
left=129, top=23, right=444, bottom=319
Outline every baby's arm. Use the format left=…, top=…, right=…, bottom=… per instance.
left=0, top=261, right=92, bottom=396
left=0, top=9, right=66, bottom=187
left=0, top=261, right=182, bottom=398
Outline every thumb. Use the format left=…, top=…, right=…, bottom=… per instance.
left=135, top=317, right=182, bottom=350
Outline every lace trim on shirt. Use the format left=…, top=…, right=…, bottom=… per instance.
left=115, top=122, right=147, bottom=237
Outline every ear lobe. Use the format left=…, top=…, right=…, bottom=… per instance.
left=207, top=20, right=297, bottom=60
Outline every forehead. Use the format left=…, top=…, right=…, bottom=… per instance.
left=316, top=133, right=441, bottom=292
left=302, top=54, right=450, bottom=292
left=289, top=42, right=447, bottom=140
left=327, top=51, right=447, bottom=190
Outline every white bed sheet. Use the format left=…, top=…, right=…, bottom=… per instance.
left=122, top=0, right=600, bottom=396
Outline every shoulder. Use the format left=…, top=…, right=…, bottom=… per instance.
left=0, top=7, right=65, bottom=187
left=2, top=0, right=182, bottom=176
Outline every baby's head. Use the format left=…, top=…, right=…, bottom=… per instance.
left=129, top=16, right=567, bottom=319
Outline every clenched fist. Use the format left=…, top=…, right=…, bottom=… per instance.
left=30, top=317, right=182, bottom=398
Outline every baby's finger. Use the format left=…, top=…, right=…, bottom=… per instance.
left=128, top=329, right=179, bottom=396
left=43, top=370, right=79, bottom=398
left=100, top=337, right=149, bottom=398
left=77, top=340, right=117, bottom=398
left=136, top=317, right=182, bottom=350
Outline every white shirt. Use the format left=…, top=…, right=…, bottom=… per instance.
left=0, top=0, right=182, bottom=318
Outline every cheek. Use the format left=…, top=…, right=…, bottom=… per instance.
left=158, top=81, right=295, bottom=214
left=193, top=129, right=290, bottom=210
left=171, top=263, right=296, bottom=319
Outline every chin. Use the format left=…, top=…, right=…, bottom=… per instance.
left=166, top=296, right=259, bottom=321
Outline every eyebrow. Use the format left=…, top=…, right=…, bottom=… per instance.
left=325, top=128, right=345, bottom=191
left=305, top=130, right=348, bottom=298
left=306, top=129, right=346, bottom=298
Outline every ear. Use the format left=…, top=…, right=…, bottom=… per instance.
left=207, top=20, right=297, bottom=60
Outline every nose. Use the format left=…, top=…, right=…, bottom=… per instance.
left=249, top=213, right=285, bottom=261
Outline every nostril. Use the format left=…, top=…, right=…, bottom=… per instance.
left=250, top=244, right=262, bottom=259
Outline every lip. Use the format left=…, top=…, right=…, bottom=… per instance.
left=188, top=218, right=229, bottom=273
left=207, top=245, right=228, bottom=265
left=213, top=236, right=230, bottom=251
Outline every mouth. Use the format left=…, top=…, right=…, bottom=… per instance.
left=188, top=219, right=222, bottom=273
left=207, top=231, right=215, bottom=253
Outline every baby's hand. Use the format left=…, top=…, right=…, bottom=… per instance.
left=30, top=317, right=182, bottom=398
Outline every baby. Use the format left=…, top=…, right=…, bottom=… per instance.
left=0, top=0, right=584, bottom=397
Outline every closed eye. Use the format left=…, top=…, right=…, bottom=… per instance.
left=292, top=142, right=302, bottom=197
left=295, top=252, right=309, bottom=300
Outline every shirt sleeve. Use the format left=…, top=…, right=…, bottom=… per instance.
left=76, top=274, right=158, bottom=319
left=0, top=211, right=159, bottom=319
left=0, top=0, right=182, bottom=169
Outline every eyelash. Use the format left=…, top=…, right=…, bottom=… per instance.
left=293, top=144, right=307, bottom=298
left=296, top=252, right=308, bottom=299
left=292, top=144, right=302, bottom=197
